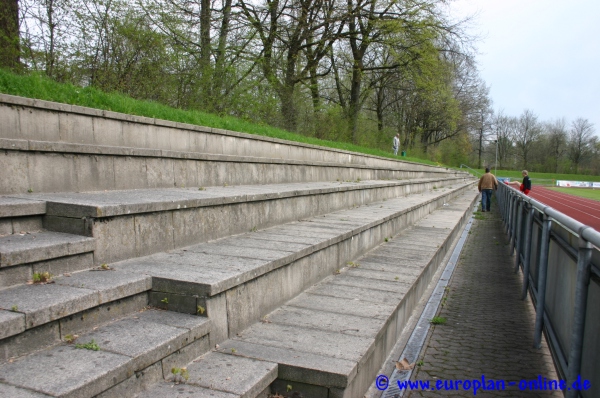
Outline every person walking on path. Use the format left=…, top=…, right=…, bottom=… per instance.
left=478, top=167, right=498, bottom=212
left=393, top=134, right=400, bottom=156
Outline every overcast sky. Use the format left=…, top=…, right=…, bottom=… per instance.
left=450, top=0, right=600, bottom=135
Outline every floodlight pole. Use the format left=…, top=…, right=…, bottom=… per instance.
left=494, top=139, right=498, bottom=176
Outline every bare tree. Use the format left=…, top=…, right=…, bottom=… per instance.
left=568, top=118, right=596, bottom=173
left=491, top=111, right=515, bottom=169
left=514, top=109, right=541, bottom=169
left=545, top=118, right=568, bottom=173
left=468, top=80, right=493, bottom=168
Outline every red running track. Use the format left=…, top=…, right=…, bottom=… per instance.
left=526, top=186, right=600, bottom=232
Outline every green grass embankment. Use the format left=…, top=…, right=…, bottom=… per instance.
left=0, top=69, right=437, bottom=166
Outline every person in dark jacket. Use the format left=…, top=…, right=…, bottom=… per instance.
left=520, top=170, right=531, bottom=195
left=509, top=170, right=531, bottom=195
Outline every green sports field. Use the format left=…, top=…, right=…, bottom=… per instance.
left=546, top=187, right=600, bottom=202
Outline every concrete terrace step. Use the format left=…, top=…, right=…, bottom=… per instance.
left=206, top=192, right=477, bottom=398
left=0, top=197, right=46, bottom=219
left=0, top=309, right=212, bottom=398
left=12, top=178, right=467, bottom=266
left=137, top=352, right=277, bottom=398
left=0, top=196, right=46, bottom=236
left=0, top=182, right=474, bottom=359
left=0, top=94, right=470, bottom=194
left=0, top=231, right=96, bottom=289
left=0, top=231, right=94, bottom=267
left=113, top=183, right=475, bottom=343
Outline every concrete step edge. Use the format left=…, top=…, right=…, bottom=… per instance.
left=0, top=308, right=212, bottom=398
left=0, top=231, right=95, bottom=267
left=11, top=178, right=470, bottom=219
left=0, top=197, right=47, bottom=219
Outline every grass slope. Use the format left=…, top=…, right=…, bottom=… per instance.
left=0, top=69, right=437, bottom=166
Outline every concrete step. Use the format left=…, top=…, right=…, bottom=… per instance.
left=0, top=231, right=94, bottom=267
left=0, top=196, right=46, bottom=236
left=201, top=191, right=477, bottom=398
left=136, top=352, right=277, bottom=398
left=0, top=231, right=95, bottom=289
left=0, top=94, right=470, bottom=195
left=113, top=183, right=475, bottom=347
left=0, top=309, right=212, bottom=398
left=0, top=182, right=474, bottom=361
left=13, top=178, right=467, bottom=267
left=0, top=268, right=152, bottom=362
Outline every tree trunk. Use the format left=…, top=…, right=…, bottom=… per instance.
left=348, top=61, right=362, bottom=143
left=279, top=84, right=297, bottom=132
left=199, top=0, right=212, bottom=107
left=0, top=0, right=20, bottom=70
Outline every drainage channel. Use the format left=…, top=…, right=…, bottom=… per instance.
left=381, top=204, right=477, bottom=398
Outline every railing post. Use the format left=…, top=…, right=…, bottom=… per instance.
left=513, top=199, right=524, bottom=270
left=506, top=193, right=514, bottom=235
left=534, top=213, right=552, bottom=348
left=520, top=205, right=535, bottom=299
left=565, top=228, right=593, bottom=398
left=497, top=186, right=505, bottom=222
left=510, top=197, right=520, bottom=254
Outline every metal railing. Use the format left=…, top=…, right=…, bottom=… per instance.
left=496, top=183, right=600, bottom=398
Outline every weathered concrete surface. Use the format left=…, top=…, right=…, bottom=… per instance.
left=23, top=179, right=451, bottom=218
left=0, top=197, right=46, bottom=218
left=0, top=253, right=95, bottom=290
left=0, top=309, right=25, bottom=339
left=0, top=134, right=470, bottom=194
left=0, top=345, right=133, bottom=398
left=0, top=309, right=212, bottom=398
left=81, top=317, right=199, bottom=371
left=0, top=180, right=474, bottom=397
left=0, top=94, right=466, bottom=175
left=0, top=321, right=61, bottom=363
left=0, top=383, right=53, bottom=397
left=13, top=178, right=467, bottom=266
left=406, top=209, right=562, bottom=398
left=96, top=361, right=163, bottom=398
left=184, top=352, right=277, bottom=398
left=108, top=184, right=475, bottom=343
left=54, top=269, right=151, bottom=303
left=0, top=231, right=95, bottom=267
left=59, top=293, right=148, bottom=338
left=136, top=382, right=238, bottom=398
left=215, top=190, right=478, bottom=398
left=0, top=269, right=152, bottom=340
left=0, top=283, right=100, bottom=329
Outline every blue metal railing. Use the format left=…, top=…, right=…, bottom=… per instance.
left=496, top=183, right=600, bottom=398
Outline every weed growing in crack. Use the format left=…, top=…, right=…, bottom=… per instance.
left=171, top=367, right=189, bottom=384
left=75, top=339, right=100, bottom=351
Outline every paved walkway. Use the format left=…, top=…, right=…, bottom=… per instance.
left=407, top=206, right=562, bottom=398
